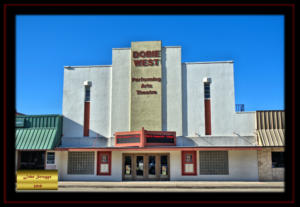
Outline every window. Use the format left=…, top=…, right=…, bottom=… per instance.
left=19, top=151, right=45, bottom=169
left=67, top=152, right=94, bottom=174
left=97, top=152, right=111, bottom=175
left=182, top=151, right=197, bottom=175
left=204, top=83, right=210, bottom=99
left=47, top=152, right=55, bottom=164
left=84, top=86, right=91, bottom=137
left=200, top=151, right=229, bottom=175
left=85, top=86, right=91, bottom=102
left=204, top=82, right=211, bottom=135
left=272, top=152, right=284, bottom=168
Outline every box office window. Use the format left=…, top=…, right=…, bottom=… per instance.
left=272, top=152, right=284, bottom=168
left=199, top=151, right=229, bottom=175
left=182, top=151, right=197, bottom=175
left=97, top=152, right=111, bottom=175
left=46, top=152, right=55, bottom=164
left=67, top=152, right=94, bottom=174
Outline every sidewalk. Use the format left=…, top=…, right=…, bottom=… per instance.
left=55, top=181, right=284, bottom=192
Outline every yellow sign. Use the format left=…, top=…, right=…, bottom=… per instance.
left=130, top=41, right=162, bottom=131
left=16, top=170, right=58, bottom=190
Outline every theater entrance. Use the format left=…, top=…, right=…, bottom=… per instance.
left=122, top=153, right=170, bottom=181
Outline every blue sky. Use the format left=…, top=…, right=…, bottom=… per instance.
left=16, top=15, right=284, bottom=114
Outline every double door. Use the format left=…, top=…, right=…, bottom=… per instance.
left=122, top=153, right=170, bottom=181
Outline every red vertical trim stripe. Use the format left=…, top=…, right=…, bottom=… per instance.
left=204, top=99, right=211, bottom=135
left=83, top=102, right=90, bottom=137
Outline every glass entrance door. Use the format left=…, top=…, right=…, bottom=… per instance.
left=136, top=156, right=144, bottom=179
left=160, top=155, right=169, bottom=179
left=123, top=153, right=169, bottom=181
left=148, top=155, right=157, bottom=179
left=124, top=155, right=133, bottom=179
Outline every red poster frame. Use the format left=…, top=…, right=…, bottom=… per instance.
left=97, top=151, right=111, bottom=176
left=181, top=151, right=197, bottom=176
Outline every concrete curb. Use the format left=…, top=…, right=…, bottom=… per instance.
left=58, top=181, right=284, bottom=189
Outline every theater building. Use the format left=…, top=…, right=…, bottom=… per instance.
left=17, top=41, right=284, bottom=181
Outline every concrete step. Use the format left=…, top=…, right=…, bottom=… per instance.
left=55, top=187, right=284, bottom=192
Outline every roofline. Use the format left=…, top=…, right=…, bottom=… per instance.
left=64, top=65, right=112, bottom=68
left=55, top=146, right=263, bottom=151
left=255, top=110, right=285, bottom=112
left=16, top=114, right=62, bottom=117
left=183, top=60, right=234, bottom=64
left=164, top=46, right=181, bottom=48
left=112, top=48, right=130, bottom=50
left=65, top=60, right=233, bottom=68
left=131, top=40, right=162, bottom=43
left=112, top=46, right=181, bottom=50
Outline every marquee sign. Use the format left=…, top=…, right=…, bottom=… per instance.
left=116, top=134, right=141, bottom=144
left=130, top=41, right=162, bottom=131
left=115, top=128, right=176, bottom=147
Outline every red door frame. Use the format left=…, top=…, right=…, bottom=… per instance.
left=181, top=151, right=197, bottom=176
left=97, top=151, right=111, bottom=176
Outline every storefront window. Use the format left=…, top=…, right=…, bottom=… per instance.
left=20, top=151, right=45, bottom=170
left=199, top=151, right=229, bottom=175
left=272, top=152, right=284, bottom=168
left=68, top=152, right=94, bottom=174
left=46, top=152, right=55, bottom=164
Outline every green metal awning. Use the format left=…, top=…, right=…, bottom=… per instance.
left=16, top=128, right=59, bottom=150
left=15, top=115, right=62, bottom=150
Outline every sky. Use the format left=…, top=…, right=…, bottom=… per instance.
left=16, top=15, right=284, bottom=115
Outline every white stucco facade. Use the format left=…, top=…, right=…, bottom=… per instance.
left=62, top=48, right=255, bottom=139
left=58, top=41, right=260, bottom=181
left=54, top=150, right=258, bottom=181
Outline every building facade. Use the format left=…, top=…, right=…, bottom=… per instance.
left=15, top=41, right=285, bottom=181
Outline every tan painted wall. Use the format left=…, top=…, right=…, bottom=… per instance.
left=130, top=41, right=162, bottom=131
left=257, top=148, right=284, bottom=181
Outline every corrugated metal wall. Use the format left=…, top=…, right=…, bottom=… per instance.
left=16, top=115, right=62, bottom=150
left=256, top=111, right=285, bottom=130
left=256, top=111, right=285, bottom=147
left=17, top=115, right=59, bottom=128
